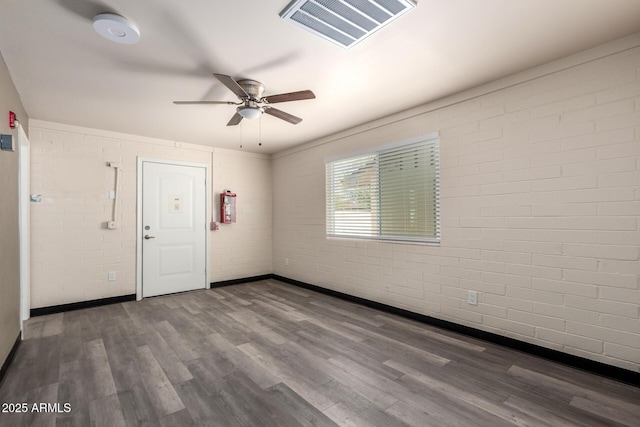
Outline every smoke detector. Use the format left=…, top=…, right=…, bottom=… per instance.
left=93, top=13, right=140, bottom=44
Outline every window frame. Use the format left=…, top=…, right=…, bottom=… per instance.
left=325, top=132, right=440, bottom=244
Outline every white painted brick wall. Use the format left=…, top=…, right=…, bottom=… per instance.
left=272, top=38, right=640, bottom=372
left=29, top=121, right=271, bottom=308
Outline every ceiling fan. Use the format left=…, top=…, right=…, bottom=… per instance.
left=174, top=73, right=315, bottom=126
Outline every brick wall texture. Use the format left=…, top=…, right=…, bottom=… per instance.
left=29, top=124, right=272, bottom=308
left=273, top=41, right=640, bottom=372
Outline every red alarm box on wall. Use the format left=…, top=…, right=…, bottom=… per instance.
left=220, top=191, right=236, bottom=223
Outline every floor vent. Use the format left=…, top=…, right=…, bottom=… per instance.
left=280, top=0, right=417, bottom=48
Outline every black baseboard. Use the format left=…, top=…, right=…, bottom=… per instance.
left=270, top=274, right=640, bottom=388
left=0, top=332, right=21, bottom=387
left=210, top=274, right=272, bottom=289
left=30, top=294, right=136, bottom=317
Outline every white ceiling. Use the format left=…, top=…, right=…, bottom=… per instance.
left=2, top=0, right=640, bottom=154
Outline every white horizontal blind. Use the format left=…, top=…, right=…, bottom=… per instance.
left=326, top=135, right=440, bottom=243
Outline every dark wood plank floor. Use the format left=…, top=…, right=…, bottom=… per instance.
left=1, top=279, right=638, bottom=426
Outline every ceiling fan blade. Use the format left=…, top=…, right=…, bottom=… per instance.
left=214, top=73, right=249, bottom=99
left=226, top=112, right=243, bottom=126
left=264, top=90, right=315, bottom=104
left=173, top=101, right=236, bottom=105
left=263, top=107, right=302, bottom=124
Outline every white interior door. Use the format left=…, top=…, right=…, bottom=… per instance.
left=142, top=161, right=207, bottom=297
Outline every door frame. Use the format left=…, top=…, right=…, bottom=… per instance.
left=136, top=157, right=211, bottom=300
left=18, top=123, right=30, bottom=326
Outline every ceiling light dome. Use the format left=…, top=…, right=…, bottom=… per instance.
left=237, top=105, right=262, bottom=120
left=93, top=13, right=140, bottom=44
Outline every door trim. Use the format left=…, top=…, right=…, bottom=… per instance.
left=136, top=157, right=211, bottom=300
left=18, top=123, right=30, bottom=326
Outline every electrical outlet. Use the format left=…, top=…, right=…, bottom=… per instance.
left=468, top=290, right=477, bottom=305
left=285, top=258, right=289, bottom=266
left=108, top=271, right=116, bottom=281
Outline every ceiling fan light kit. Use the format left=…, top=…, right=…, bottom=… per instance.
left=279, top=0, right=416, bottom=48
left=93, top=13, right=140, bottom=44
left=237, top=106, right=262, bottom=120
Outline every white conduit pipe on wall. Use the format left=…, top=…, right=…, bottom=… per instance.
left=107, top=161, right=121, bottom=229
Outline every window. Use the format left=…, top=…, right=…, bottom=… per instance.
left=326, top=133, right=440, bottom=243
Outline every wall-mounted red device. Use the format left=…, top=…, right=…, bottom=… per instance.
left=8, top=111, right=16, bottom=129
left=220, top=191, right=236, bottom=224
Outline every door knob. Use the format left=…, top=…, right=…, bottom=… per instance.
left=144, top=234, right=156, bottom=240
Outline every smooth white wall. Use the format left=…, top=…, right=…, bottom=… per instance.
left=273, top=36, right=640, bottom=372
left=29, top=121, right=272, bottom=308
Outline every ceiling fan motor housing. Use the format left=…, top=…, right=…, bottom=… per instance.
left=236, top=79, right=265, bottom=101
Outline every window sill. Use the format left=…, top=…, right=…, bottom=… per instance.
left=326, top=236, right=441, bottom=246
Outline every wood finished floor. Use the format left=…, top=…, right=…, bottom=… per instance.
left=1, top=279, right=638, bottom=426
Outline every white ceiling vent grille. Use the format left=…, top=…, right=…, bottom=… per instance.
left=280, top=0, right=417, bottom=48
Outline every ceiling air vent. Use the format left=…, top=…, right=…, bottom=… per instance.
left=280, top=0, right=417, bottom=48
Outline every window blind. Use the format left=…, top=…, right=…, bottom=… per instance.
left=326, top=135, right=440, bottom=243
